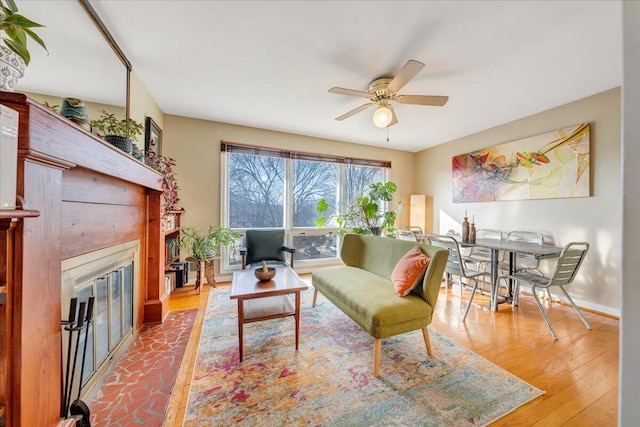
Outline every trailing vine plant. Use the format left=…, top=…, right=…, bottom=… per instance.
left=145, top=140, right=180, bottom=214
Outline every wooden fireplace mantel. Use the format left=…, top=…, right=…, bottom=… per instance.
left=0, top=92, right=166, bottom=426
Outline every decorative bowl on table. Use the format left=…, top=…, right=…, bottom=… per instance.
left=254, top=267, right=276, bottom=281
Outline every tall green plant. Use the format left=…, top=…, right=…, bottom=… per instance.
left=0, top=0, right=47, bottom=65
left=180, top=226, right=241, bottom=260
left=316, top=181, right=402, bottom=236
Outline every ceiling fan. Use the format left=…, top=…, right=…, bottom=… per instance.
left=329, top=59, right=449, bottom=128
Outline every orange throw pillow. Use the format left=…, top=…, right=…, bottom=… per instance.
left=391, top=246, right=431, bottom=297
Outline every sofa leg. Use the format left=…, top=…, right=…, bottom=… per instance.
left=373, top=338, right=381, bottom=377
left=312, top=288, right=318, bottom=307
left=421, top=326, right=432, bottom=356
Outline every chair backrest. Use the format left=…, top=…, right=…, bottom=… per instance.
left=477, top=229, right=502, bottom=240
left=245, top=229, right=286, bottom=265
left=469, top=229, right=502, bottom=258
left=548, top=242, right=589, bottom=287
left=506, top=230, right=544, bottom=270
left=396, top=230, right=418, bottom=241
left=404, top=226, right=423, bottom=234
left=427, top=234, right=466, bottom=277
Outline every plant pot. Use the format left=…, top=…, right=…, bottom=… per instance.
left=104, top=135, right=133, bottom=154
left=192, top=238, right=217, bottom=259
left=369, top=226, right=381, bottom=236
left=59, top=98, right=91, bottom=132
left=0, top=46, right=25, bottom=92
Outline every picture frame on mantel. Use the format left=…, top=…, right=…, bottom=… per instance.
left=145, top=117, right=162, bottom=157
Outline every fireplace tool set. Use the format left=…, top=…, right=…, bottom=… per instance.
left=61, top=296, right=94, bottom=427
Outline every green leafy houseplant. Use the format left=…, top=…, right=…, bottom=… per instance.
left=180, top=226, right=241, bottom=260
left=90, top=110, right=145, bottom=140
left=0, top=0, right=47, bottom=66
left=316, top=181, right=402, bottom=236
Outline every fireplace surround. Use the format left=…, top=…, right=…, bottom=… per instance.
left=0, top=92, right=164, bottom=426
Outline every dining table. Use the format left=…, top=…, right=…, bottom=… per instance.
left=459, top=238, right=563, bottom=310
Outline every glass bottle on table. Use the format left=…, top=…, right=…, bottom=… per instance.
left=469, top=221, right=476, bottom=244
left=462, top=214, right=470, bottom=243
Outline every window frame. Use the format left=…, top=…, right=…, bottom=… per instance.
left=220, top=142, right=390, bottom=273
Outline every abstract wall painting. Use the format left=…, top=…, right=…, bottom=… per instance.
left=452, top=123, right=590, bottom=203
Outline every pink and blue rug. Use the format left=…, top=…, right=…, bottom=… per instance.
left=184, top=287, right=544, bottom=426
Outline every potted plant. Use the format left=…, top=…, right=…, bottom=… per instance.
left=180, top=225, right=241, bottom=260
left=90, top=110, right=145, bottom=154
left=0, top=0, right=48, bottom=91
left=316, top=181, right=402, bottom=236
left=145, top=147, right=180, bottom=215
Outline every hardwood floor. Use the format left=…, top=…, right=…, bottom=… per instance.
left=163, top=277, right=619, bottom=426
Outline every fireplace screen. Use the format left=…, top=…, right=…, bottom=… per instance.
left=61, top=240, right=139, bottom=398
left=75, top=262, right=134, bottom=386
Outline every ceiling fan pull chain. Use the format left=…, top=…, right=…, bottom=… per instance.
left=386, top=126, right=390, bottom=143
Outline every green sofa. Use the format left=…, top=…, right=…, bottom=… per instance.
left=312, top=234, right=449, bottom=377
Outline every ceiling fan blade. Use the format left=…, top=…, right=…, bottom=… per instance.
left=387, top=104, right=398, bottom=127
left=329, top=87, right=371, bottom=98
left=335, top=102, right=374, bottom=121
left=396, top=94, right=449, bottom=106
left=386, top=60, right=425, bottom=93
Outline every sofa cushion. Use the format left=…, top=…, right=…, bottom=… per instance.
left=312, top=266, right=435, bottom=338
left=391, top=246, right=431, bottom=297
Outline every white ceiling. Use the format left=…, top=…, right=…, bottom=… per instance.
left=17, top=1, right=622, bottom=153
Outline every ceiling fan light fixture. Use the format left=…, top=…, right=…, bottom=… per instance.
left=373, top=105, right=393, bottom=128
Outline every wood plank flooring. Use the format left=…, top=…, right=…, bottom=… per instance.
left=164, top=277, right=619, bottom=426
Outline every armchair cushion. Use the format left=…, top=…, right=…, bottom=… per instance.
left=245, top=229, right=286, bottom=266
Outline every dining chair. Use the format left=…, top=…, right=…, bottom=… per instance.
left=500, top=230, right=546, bottom=299
left=501, top=230, right=544, bottom=273
left=428, top=234, right=492, bottom=321
left=396, top=229, right=418, bottom=241
left=404, top=226, right=423, bottom=234
left=462, top=229, right=503, bottom=273
left=496, top=242, right=591, bottom=339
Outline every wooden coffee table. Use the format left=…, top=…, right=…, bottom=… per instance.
left=230, top=266, right=308, bottom=362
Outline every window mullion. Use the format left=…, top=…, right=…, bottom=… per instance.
left=285, top=158, right=294, bottom=237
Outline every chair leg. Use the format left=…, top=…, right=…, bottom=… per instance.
left=462, top=279, right=479, bottom=322
left=557, top=285, right=592, bottom=330
left=531, top=285, right=558, bottom=340
left=312, top=288, right=318, bottom=307
left=421, top=326, right=432, bottom=356
left=373, top=338, right=381, bottom=377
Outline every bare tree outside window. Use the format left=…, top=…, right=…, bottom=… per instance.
left=229, top=153, right=284, bottom=228
left=293, top=160, right=337, bottom=227
left=345, top=165, right=383, bottom=205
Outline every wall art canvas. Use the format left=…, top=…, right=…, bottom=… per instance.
left=452, top=123, right=590, bottom=203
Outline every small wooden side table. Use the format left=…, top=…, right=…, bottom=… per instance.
left=186, top=255, right=221, bottom=293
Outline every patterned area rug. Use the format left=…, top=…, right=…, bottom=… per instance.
left=88, top=309, right=197, bottom=426
left=184, top=287, right=544, bottom=426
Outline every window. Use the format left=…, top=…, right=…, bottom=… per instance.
left=221, top=142, right=390, bottom=268
left=228, top=152, right=285, bottom=228
left=292, top=160, right=337, bottom=227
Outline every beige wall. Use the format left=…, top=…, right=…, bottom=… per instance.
left=129, top=70, right=164, bottom=148
left=162, top=115, right=416, bottom=233
left=414, top=87, right=621, bottom=315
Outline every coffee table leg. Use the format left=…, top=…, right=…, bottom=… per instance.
left=295, top=291, right=301, bottom=350
left=237, top=299, right=244, bottom=362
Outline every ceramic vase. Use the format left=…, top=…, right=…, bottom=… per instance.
left=0, top=46, right=25, bottom=92
left=59, top=98, right=91, bottom=132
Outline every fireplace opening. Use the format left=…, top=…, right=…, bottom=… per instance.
left=61, top=241, right=140, bottom=403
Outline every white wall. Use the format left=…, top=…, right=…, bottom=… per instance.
left=414, top=88, right=621, bottom=316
